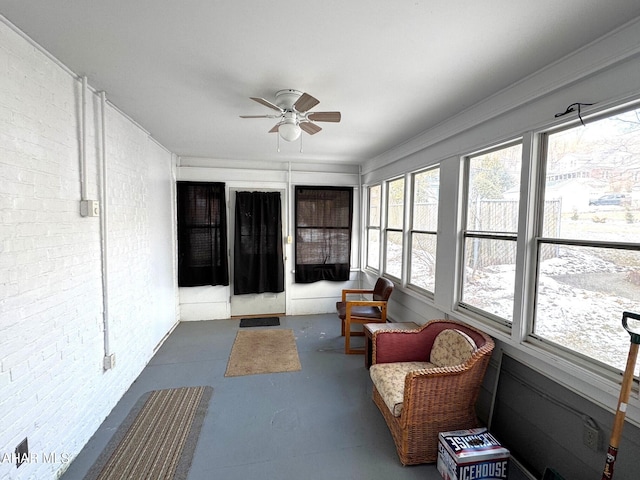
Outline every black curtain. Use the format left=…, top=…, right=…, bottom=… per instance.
left=177, top=182, right=229, bottom=287
left=295, top=186, right=353, bottom=283
left=234, top=191, right=284, bottom=294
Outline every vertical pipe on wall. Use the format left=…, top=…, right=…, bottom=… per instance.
left=80, top=76, right=88, bottom=201
left=358, top=164, right=363, bottom=288
left=287, top=161, right=292, bottom=239
left=99, top=91, right=112, bottom=369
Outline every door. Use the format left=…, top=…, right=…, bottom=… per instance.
left=229, top=188, right=286, bottom=317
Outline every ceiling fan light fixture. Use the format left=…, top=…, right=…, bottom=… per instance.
left=279, top=120, right=301, bottom=142
left=240, top=90, right=341, bottom=144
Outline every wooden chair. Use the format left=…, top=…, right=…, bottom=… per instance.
left=369, top=319, right=495, bottom=465
left=335, top=277, right=394, bottom=354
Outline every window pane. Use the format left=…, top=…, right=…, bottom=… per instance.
left=296, top=229, right=350, bottom=263
left=410, top=232, right=436, bottom=292
left=385, top=231, right=403, bottom=278
left=467, top=144, right=522, bottom=232
left=461, top=237, right=517, bottom=322
left=543, top=109, right=640, bottom=242
left=369, top=185, right=381, bottom=227
left=413, top=168, right=439, bottom=231
left=367, top=229, right=380, bottom=270
left=387, top=178, right=405, bottom=229
left=535, top=244, right=640, bottom=375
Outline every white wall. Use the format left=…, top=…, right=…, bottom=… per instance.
left=176, top=158, right=362, bottom=319
left=0, top=19, right=177, bottom=480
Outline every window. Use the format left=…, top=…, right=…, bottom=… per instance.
left=409, top=167, right=439, bottom=293
left=294, top=186, right=353, bottom=283
left=534, top=106, right=640, bottom=375
left=460, top=142, right=523, bottom=323
left=384, top=177, right=405, bottom=279
left=366, top=185, right=382, bottom=270
left=176, top=182, right=229, bottom=287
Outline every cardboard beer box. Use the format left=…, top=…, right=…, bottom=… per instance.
left=437, top=427, right=510, bottom=480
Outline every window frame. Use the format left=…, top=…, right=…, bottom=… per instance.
left=176, top=181, right=229, bottom=287
left=525, top=107, right=640, bottom=377
left=383, top=176, right=405, bottom=281
left=456, top=140, right=524, bottom=327
left=407, top=165, right=440, bottom=296
left=365, top=184, right=382, bottom=272
left=294, top=185, right=353, bottom=284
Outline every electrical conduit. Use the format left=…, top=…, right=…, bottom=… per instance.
left=80, top=76, right=88, bottom=201
left=99, top=91, right=112, bottom=369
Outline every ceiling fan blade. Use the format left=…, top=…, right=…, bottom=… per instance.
left=240, top=115, right=273, bottom=118
left=294, top=93, right=320, bottom=113
left=250, top=97, right=283, bottom=112
left=307, top=111, right=341, bottom=122
left=269, top=123, right=280, bottom=133
left=300, top=122, right=322, bottom=135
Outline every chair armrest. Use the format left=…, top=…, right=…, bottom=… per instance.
left=372, top=327, right=436, bottom=364
left=341, top=288, right=374, bottom=301
left=346, top=300, right=386, bottom=309
left=401, top=358, right=491, bottom=419
left=400, top=365, right=471, bottom=413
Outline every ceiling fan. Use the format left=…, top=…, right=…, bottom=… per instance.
left=240, top=89, right=341, bottom=142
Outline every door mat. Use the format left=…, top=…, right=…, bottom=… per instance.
left=239, top=316, right=280, bottom=327
left=225, top=329, right=301, bottom=377
left=85, top=386, right=213, bottom=480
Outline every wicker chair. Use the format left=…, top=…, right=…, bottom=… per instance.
left=369, top=319, right=495, bottom=465
left=336, top=277, right=394, bottom=354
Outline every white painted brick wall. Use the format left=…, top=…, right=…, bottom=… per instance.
left=0, top=20, right=177, bottom=480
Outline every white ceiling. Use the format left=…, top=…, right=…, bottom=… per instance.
left=2, top=1, right=640, bottom=166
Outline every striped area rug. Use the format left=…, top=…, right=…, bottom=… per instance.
left=85, top=386, right=213, bottom=480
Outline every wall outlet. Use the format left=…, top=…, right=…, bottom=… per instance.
left=103, top=353, right=116, bottom=370
left=583, top=423, right=599, bottom=451
left=80, top=199, right=99, bottom=217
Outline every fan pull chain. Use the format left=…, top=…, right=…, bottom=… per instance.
left=300, top=132, right=303, bottom=153
left=277, top=131, right=280, bottom=152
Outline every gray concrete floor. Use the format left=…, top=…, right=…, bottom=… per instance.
left=60, top=314, right=527, bottom=480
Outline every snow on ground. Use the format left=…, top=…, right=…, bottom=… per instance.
left=464, top=250, right=639, bottom=374
left=389, top=238, right=640, bottom=373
